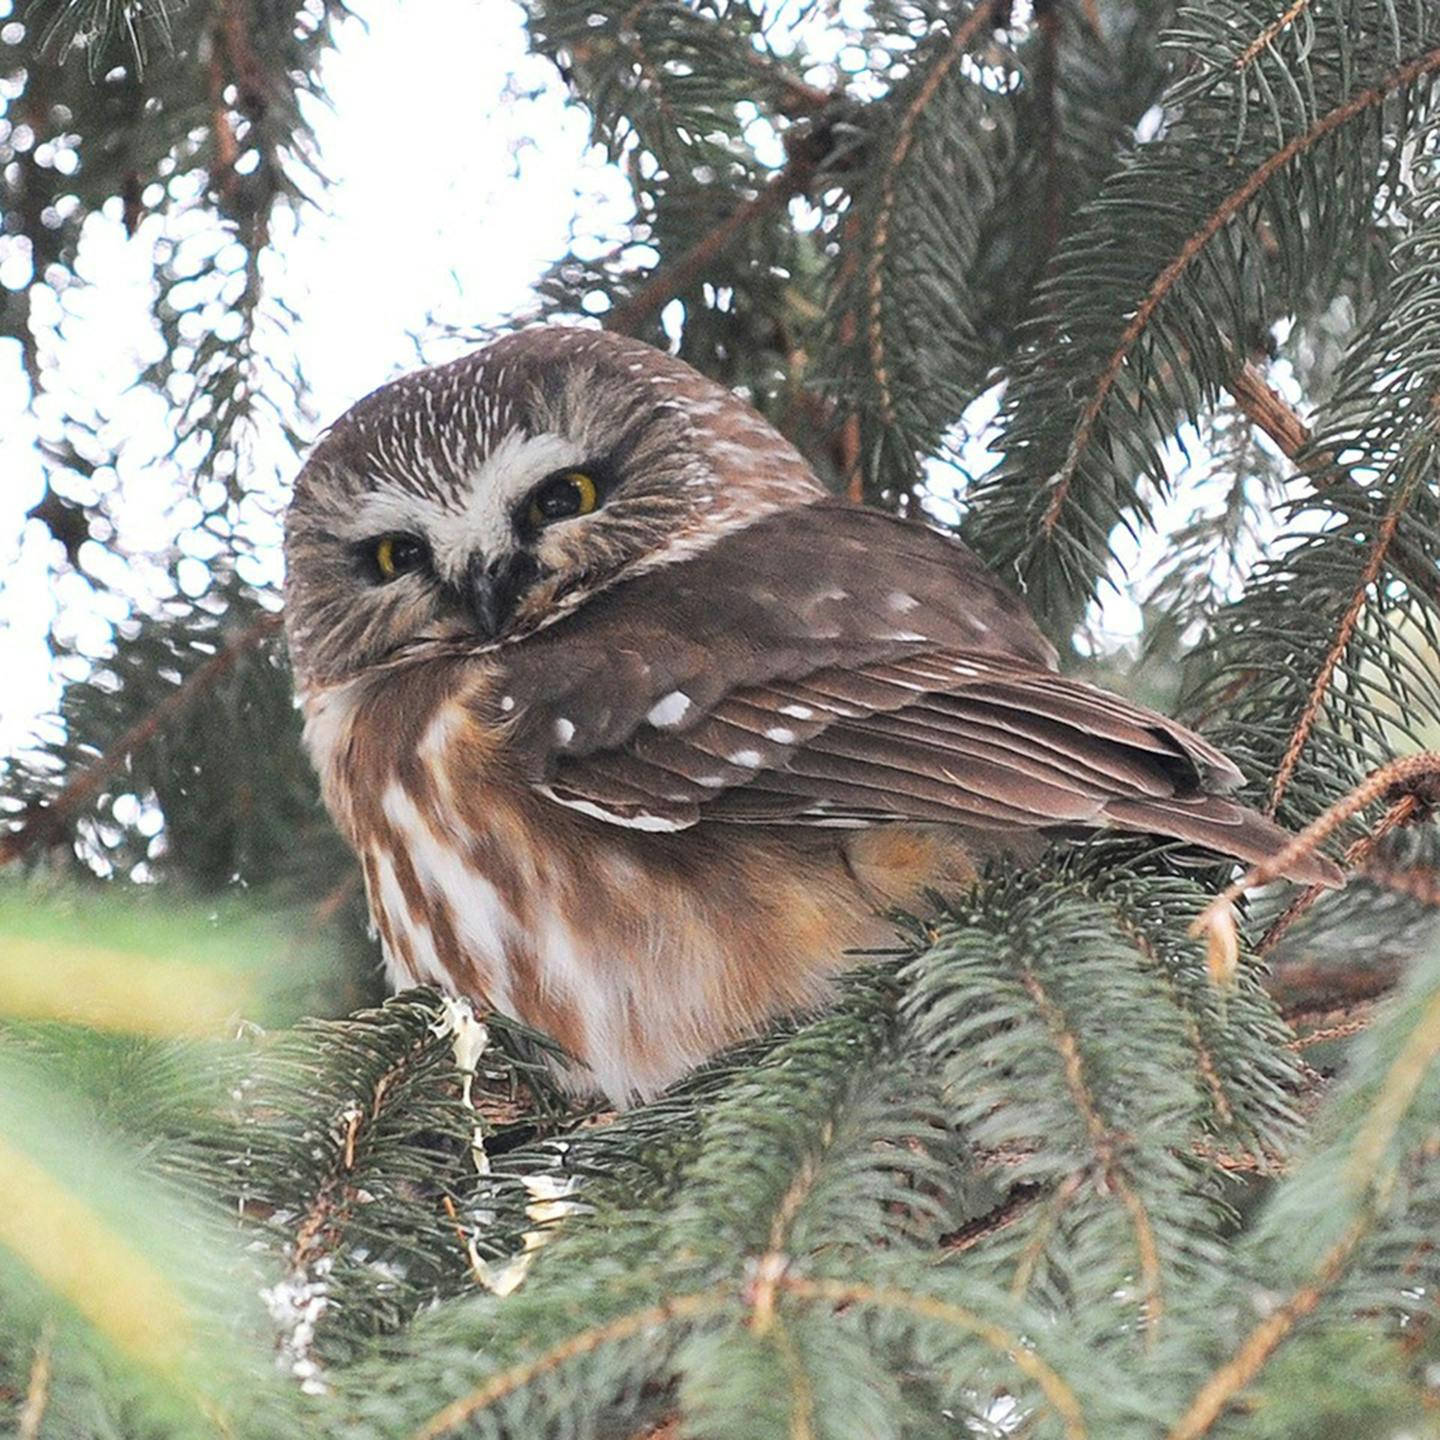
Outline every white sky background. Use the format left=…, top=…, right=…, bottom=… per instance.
left=0, top=0, right=1260, bottom=761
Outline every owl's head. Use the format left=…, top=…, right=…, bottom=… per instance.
left=283, top=326, right=822, bottom=690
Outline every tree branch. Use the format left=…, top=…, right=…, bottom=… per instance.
left=1042, top=45, right=1440, bottom=537
left=607, top=147, right=822, bottom=336
left=0, top=611, right=282, bottom=869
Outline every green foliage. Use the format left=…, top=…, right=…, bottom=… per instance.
left=6, top=0, right=1440, bottom=1437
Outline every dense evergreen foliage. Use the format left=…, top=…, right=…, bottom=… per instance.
left=3, top=1, right=1440, bottom=1435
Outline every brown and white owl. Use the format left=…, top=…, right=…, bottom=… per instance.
left=283, top=326, right=1338, bottom=1104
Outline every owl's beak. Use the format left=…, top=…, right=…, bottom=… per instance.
left=467, top=551, right=538, bottom=640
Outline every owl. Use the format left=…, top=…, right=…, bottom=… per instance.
left=284, top=326, right=1339, bottom=1104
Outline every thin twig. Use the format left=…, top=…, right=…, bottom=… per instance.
left=941, top=1183, right=1043, bottom=1252
left=0, top=612, right=283, bottom=869
left=1236, top=0, right=1315, bottom=70
left=1195, top=753, right=1440, bottom=960
left=1168, top=983, right=1440, bottom=1438
left=1017, top=967, right=1164, bottom=1339
left=1259, top=794, right=1419, bottom=954
left=608, top=153, right=818, bottom=335
left=1268, top=466, right=1424, bottom=814
left=1223, top=361, right=1311, bottom=461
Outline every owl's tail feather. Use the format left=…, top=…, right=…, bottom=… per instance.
left=1101, top=794, right=1344, bottom=888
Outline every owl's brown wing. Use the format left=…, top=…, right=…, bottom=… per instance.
left=495, top=501, right=1340, bottom=886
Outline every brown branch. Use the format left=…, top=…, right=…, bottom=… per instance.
left=606, top=154, right=817, bottom=335
left=1223, top=361, right=1311, bottom=460
left=941, top=1182, right=1043, bottom=1252
left=1196, top=752, right=1440, bottom=961
left=0, top=611, right=283, bottom=870
left=1268, top=466, right=1425, bottom=814
left=1287, top=1004, right=1378, bottom=1051
left=778, top=1276, right=1089, bottom=1440
left=1041, top=45, right=1440, bottom=537
left=411, top=1292, right=724, bottom=1439
left=865, top=2, right=998, bottom=430
left=1168, top=1216, right=1368, bottom=1439
left=1259, top=794, right=1420, bottom=954
left=1017, top=967, right=1164, bottom=1338
left=1236, top=0, right=1315, bottom=70
left=1168, top=983, right=1440, bottom=1438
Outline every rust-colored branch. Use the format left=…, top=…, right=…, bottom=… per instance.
left=0, top=611, right=283, bottom=869
left=1236, top=0, right=1315, bottom=70
left=412, top=1292, right=724, bottom=1439
left=1223, top=361, right=1311, bottom=461
left=1195, top=753, right=1440, bottom=959
left=1268, top=468, right=1425, bottom=814
left=607, top=153, right=818, bottom=336
left=1041, top=45, right=1440, bottom=538
left=1168, top=982, right=1440, bottom=1438
left=1259, top=794, right=1420, bottom=954
left=1167, top=1216, right=1367, bottom=1439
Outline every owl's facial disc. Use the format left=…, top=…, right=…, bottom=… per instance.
left=343, top=434, right=624, bottom=649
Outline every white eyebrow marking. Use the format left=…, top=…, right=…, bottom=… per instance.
left=646, top=691, right=692, bottom=728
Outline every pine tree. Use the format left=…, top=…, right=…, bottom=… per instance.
left=4, top=1, right=1440, bottom=1435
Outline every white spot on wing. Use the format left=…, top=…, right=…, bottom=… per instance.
left=554, top=718, right=576, bottom=746
left=888, top=592, right=920, bottom=612
left=779, top=703, right=814, bottom=720
left=646, top=691, right=692, bottom=728
left=537, top=787, right=686, bottom=831
left=730, top=749, right=763, bottom=768
left=499, top=695, right=515, bottom=712
left=765, top=727, right=797, bottom=744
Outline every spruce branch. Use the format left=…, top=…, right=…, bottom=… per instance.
left=1259, top=791, right=1424, bottom=955
left=409, top=1292, right=726, bottom=1440
left=1223, top=360, right=1312, bottom=462
left=1167, top=965, right=1440, bottom=1439
left=775, top=1276, right=1089, bottom=1440
left=1266, top=467, right=1429, bottom=815
left=1016, top=964, right=1164, bottom=1336
left=1226, top=751, right=1439, bottom=904
left=1195, top=752, right=1440, bottom=964
left=1235, top=0, right=1316, bottom=71
left=862, top=0, right=999, bottom=435
left=0, top=611, right=283, bottom=869
left=607, top=147, right=819, bottom=335
left=1040, top=43, right=1440, bottom=540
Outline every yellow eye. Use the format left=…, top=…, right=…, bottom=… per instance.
left=369, top=534, right=427, bottom=583
left=528, top=470, right=600, bottom=528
